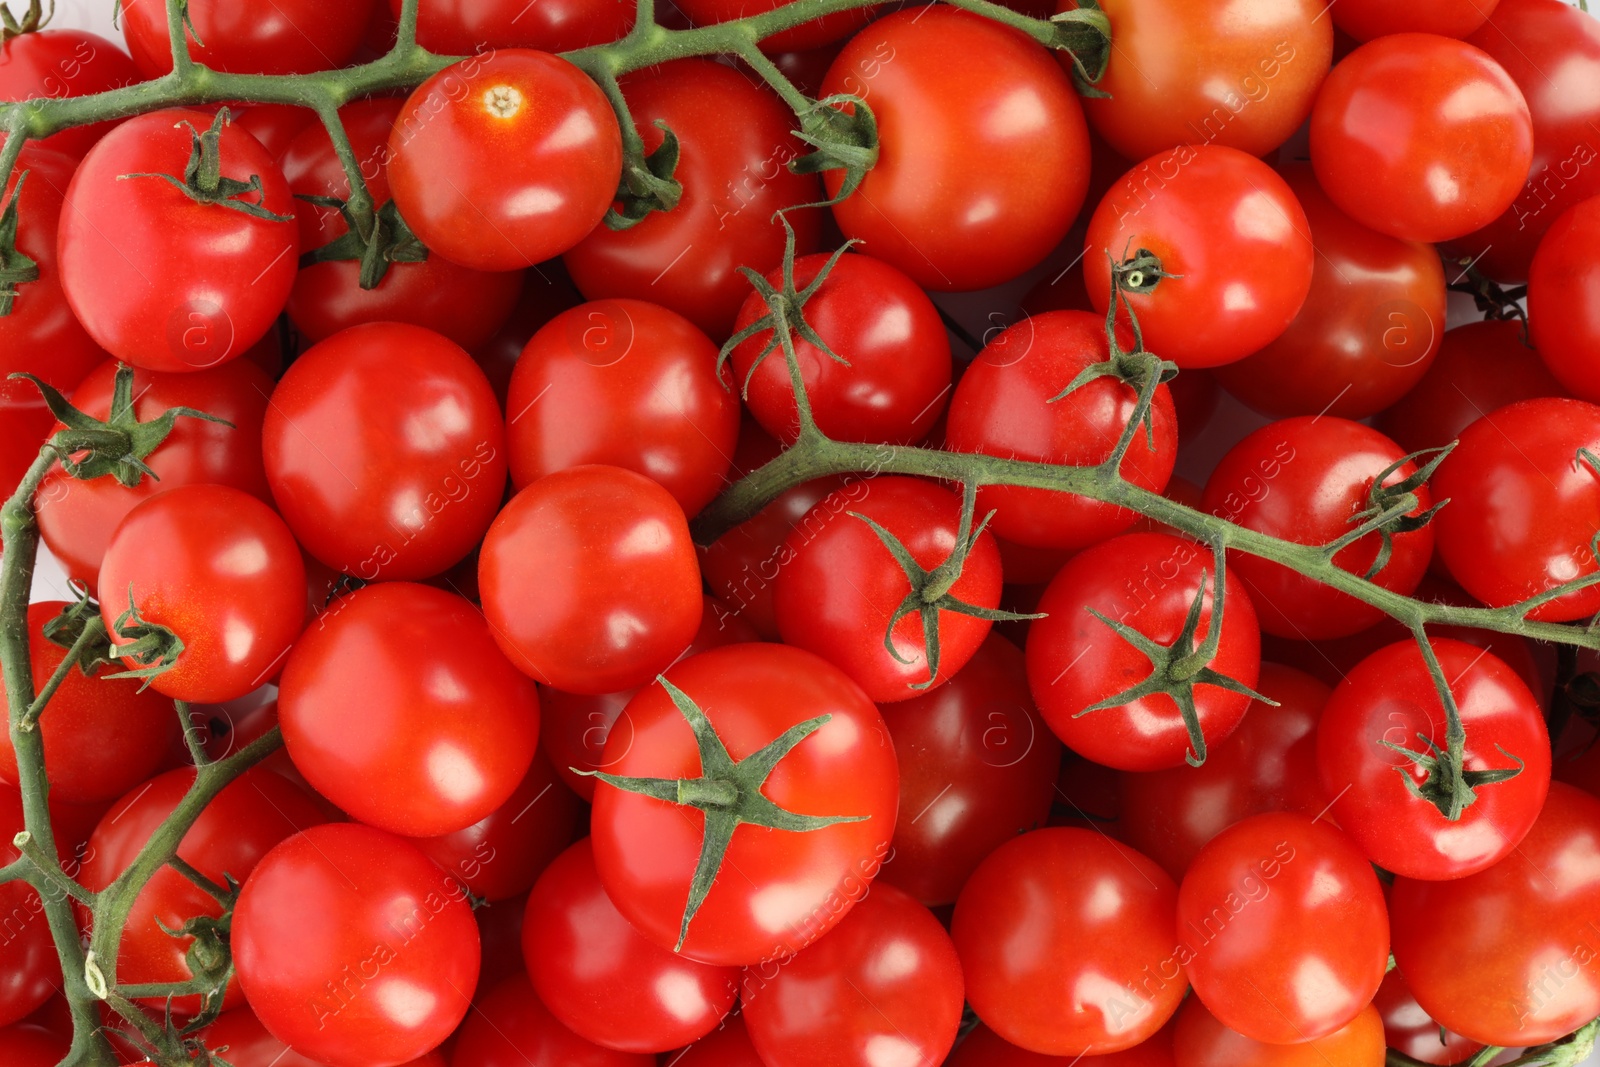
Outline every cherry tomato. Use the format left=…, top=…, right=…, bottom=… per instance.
left=1178, top=813, right=1388, bottom=1044
left=1067, top=0, right=1332, bottom=162
left=37, top=357, right=274, bottom=591
left=120, top=0, right=375, bottom=76
left=232, top=103, right=315, bottom=160
left=952, top=827, right=1184, bottom=1055
left=81, top=767, right=328, bottom=1016
left=1431, top=397, right=1600, bottom=621
left=1334, top=0, right=1499, bottom=40
left=944, top=311, right=1178, bottom=550
left=674, top=0, right=871, bottom=51
left=280, top=582, right=539, bottom=838
left=506, top=299, right=739, bottom=516
left=821, top=8, right=1089, bottom=291
left=0, top=402, right=51, bottom=514
left=98, top=485, right=306, bottom=704
left=1393, top=783, right=1600, bottom=1045
left=0, top=1024, right=67, bottom=1067
left=389, top=49, right=622, bottom=272
left=1211, top=165, right=1446, bottom=419
left=475, top=895, right=528, bottom=995
left=1372, top=970, right=1484, bottom=1066
left=471, top=267, right=585, bottom=409
left=1171, top=998, right=1386, bottom=1067
left=1529, top=194, right=1600, bottom=403
left=948, top=1024, right=1175, bottom=1066
left=1026, top=532, right=1261, bottom=772
left=0, top=786, right=60, bottom=1027
left=590, top=644, right=898, bottom=965
left=563, top=59, right=823, bottom=340
left=452, top=974, right=652, bottom=1067
left=744, top=881, right=964, bottom=1067
left=1201, top=417, right=1435, bottom=640
left=0, top=29, right=139, bottom=159
left=388, top=0, right=634, bottom=53
left=1085, top=146, right=1314, bottom=370
left=200, top=1006, right=446, bottom=1067
left=1311, top=34, right=1533, bottom=243
left=670, top=1016, right=765, bottom=1067
left=479, top=465, right=703, bottom=695
left=262, top=321, right=507, bottom=582
left=233, top=823, right=478, bottom=1067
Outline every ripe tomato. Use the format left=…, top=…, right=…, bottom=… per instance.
left=280, top=582, right=539, bottom=838
left=1376, top=320, right=1564, bottom=454
left=1334, top=0, right=1499, bottom=40
left=58, top=108, right=297, bottom=373
left=1311, top=34, right=1532, bottom=243
left=821, top=8, right=1089, bottom=291
left=0, top=30, right=139, bottom=160
left=590, top=644, right=898, bottom=965
left=1431, top=397, right=1600, bottom=620
left=1119, top=664, right=1330, bottom=880
left=1211, top=165, right=1446, bottom=419
left=944, top=311, right=1178, bottom=550
left=0, top=787, right=60, bottom=1028
left=952, top=827, right=1183, bottom=1055
left=98, top=485, right=306, bottom=704
left=200, top=1006, right=446, bottom=1067
left=878, top=634, right=1061, bottom=905
left=1201, top=417, right=1435, bottom=640
left=0, top=601, right=175, bottom=804
left=674, top=0, right=871, bottom=51
left=472, top=268, right=586, bottom=408
left=0, top=402, right=52, bottom=504
left=1026, top=532, right=1261, bottom=772
left=480, top=465, right=703, bottom=695
left=119, top=0, right=374, bottom=75
left=1372, top=970, right=1484, bottom=1066
left=389, top=49, right=621, bottom=272
left=1178, top=813, right=1388, bottom=1044
left=1171, top=998, right=1386, bottom=1067
left=506, top=299, right=739, bottom=516
left=671, top=1016, right=765, bottom=1067
left=948, top=1024, right=1175, bottom=1066
left=1067, top=0, right=1332, bottom=161
left=233, top=103, right=315, bottom=160
left=81, top=767, right=328, bottom=1016
left=452, top=974, right=652, bottom=1067
left=234, top=824, right=478, bottom=1067
left=1391, top=783, right=1600, bottom=1046
left=0, top=1025, right=67, bottom=1067
left=280, top=98, right=522, bottom=351
left=390, top=0, right=633, bottom=52
left=1318, top=638, right=1550, bottom=879
left=1529, top=194, right=1600, bottom=402
left=524, top=839, right=738, bottom=1053
left=563, top=59, right=823, bottom=340
left=1085, top=146, right=1314, bottom=369
left=37, top=357, right=273, bottom=591
left=0, top=146, right=106, bottom=405
left=743, top=881, right=964, bottom=1067
left=262, top=321, right=507, bottom=581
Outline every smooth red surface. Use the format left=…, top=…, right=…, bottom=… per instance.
left=0, top=30, right=140, bottom=158
left=389, top=0, right=633, bottom=53
left=120, top=0, right=374, bottom=75
left=702, top=476, right=847, bottom=638
left=451, top=974, right=651, bottom=1067
left=1334, top=0, right=1499, bottom=40
left=1372, top=970, right=1485, bottom=1065
left=1171, top=999, right=1385, bottom=1067
left=1529, top=194, right=1600, bottom=403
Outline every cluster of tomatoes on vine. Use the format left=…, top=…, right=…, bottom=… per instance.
left=4, top=0, right=1600, bottom=1065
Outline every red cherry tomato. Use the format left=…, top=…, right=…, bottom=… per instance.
left=821, top=8, right=1090, bottom=291
left=472, top=267, right=586, bottom=409
left=0, top=1024, right=67, bottom=1067
left=389, top=50, right=622, bottom=272
left=120, top=0, right=374, bottom=76
left=670, top=1016, right=765, bottom=1067
left=1372, top=970, right=1485, bottom=1066
left=1334, top=0, right=1499, bottom=40
left=674, top=0, right=872, bottom=51
left=0, top=786, right=61, bottom=1027
left=200, top=1005, right=446, bottom=1067
left=232, top=104, right=315, bottom=160
left=0, top=402, right=51, bottom=517
left=388, top=0, right=634, bottom=53
left=280, top=582, right=539, bottom=838
left=262, top=321, right=508, bottom=581
left=1310, top=34, right=1533, bottom=242
left=1529, top=194, right=1600, bottom=403
left=951, top=1025, right=1176, bottom=1066
left=452, top=974, right=652, bottom=1067
left=0, top=30, right=139, bottom=159
left=1171, top=998, right=1386, bottom=1067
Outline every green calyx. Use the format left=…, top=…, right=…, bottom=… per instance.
left=119, top=110, right=291, bottom=222
left=605, top=120, right=683, bottom=230
left=1078, top=539, right=1275, bottom=767
left=104, top=587, right=184, bottom=691
left=851, top=481, right=1043, bottom=691
left=791, top=94, right=879, bottom=204
left=1328, top=444, right=1454, bottom=579
left=1047, top=0, right=1112, bottom=97
left=0, top=170, right=40, bottom=315
left=577, top=677, right=868, bottom=951
left=297, top=194, right=428, bottom=290
left=41, top=593, right=116, bottom=676
left=0, top=0, right=51, bottom=42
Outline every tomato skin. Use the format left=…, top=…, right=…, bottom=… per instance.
left=879, top=635, right=1061, bottom=905
left=200, top=1006, right=447, bottom=1067
left=120, top=0, right=374, bottom=75
left=1335, top=0, right=1499, bottom=40
left=1178, top=814, right=1389, bottom=1044
left=1201, top=418, right=1434, bottom=640
left=821, top=8, right=1089, bottom=292
left=524, top=839, right=738, bottom=1053
left=1529, top=196, right=1600, bottom=403
left=0, top=402, right=51, bottom=515
left=1119, top=664, right=1330, bottom=881
left=729, top=252, right=952, bottom=445
left=98, top=485, right=306, bottom=703
left=37, top=357, right=274, bottom=592
left=58, top=108, right=298, bottom=373
left=1431, top=397, right=1600, bottom=621
left=1068, top=0, right=1331, bottom=161
left=1311, top=34, right=1533, bottom=243
left=743, top=881, right=964, bottom=1067
left=1171, top=998, right=1386, bottom=1067
left=280, top=582, right=539, bottom=838
left=234, top=823, right=478, bottom=1067
left=1085, top=147, right=1314, bottom=370
left=949, top=1024, right=1176, bottom=1066
left=1372, top=970, right=1484, bottom=1066
left=1376, top=320, right=1564, bottom=454
left=452, top=974, right=652, bottom=1067
left=388, top=0, right=633, bottom=53
left=0, top=1024, right=67, bottom=1067
left=233, top=104, right=315, bottom=160
left=1026, top=533, right=1261, bottom=772
left=81, top=767, right=328, bottom=1016
left=0, top=31, right=140, bottom=160
left=944, top=311, right=1178, bottom=551
left=262, top=321, right=508, bottom=581
left=1211, top=165, right=1446, bottom=419
left=389, top=50, right=622, bottom=272
left=773, top=477, right=1004, bottom=701
left=0, top=788, right=61, bottom=1028
left=1391, top=783, right=1600, bottom=1046
left=590, top=644, right=898, bottom=966
left=563, top=59, right=822, bottom=340
left=506, top=299, right=739, bottom=516
left=670, top=1016, right=765, bottom=1066
left=952, top=827, right=1183, bottom=1055
left=674, top=0, right=871, bottom=51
